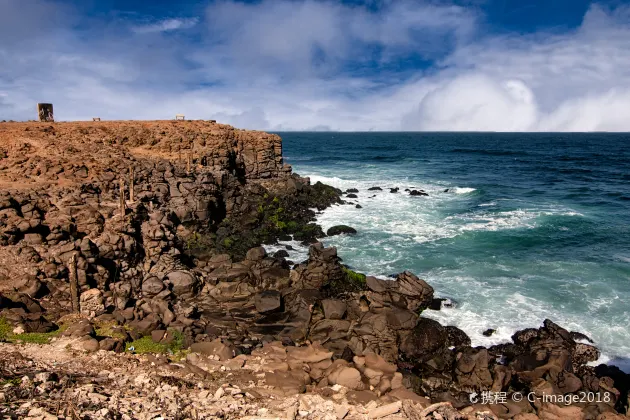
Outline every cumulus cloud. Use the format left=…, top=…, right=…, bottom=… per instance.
left=402, top=75, right=538, bottom=131
left=0, top=0, right=629, bottom=131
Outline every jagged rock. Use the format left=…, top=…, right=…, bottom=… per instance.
left=322, top=299, right=347, bottom=320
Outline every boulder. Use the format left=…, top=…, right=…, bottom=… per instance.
left=166, top=271, right=198, bottom=297
left=326, top=225, right=357, bottom=236
left=254, top=290, right=282, bottom=313
left=246, top=247, right=267, bottom=261
left=142, top=276, right=164, bottom=297
left=329, top=366, right=363, bottom=390
left=190, top=338, right=235, bottom=361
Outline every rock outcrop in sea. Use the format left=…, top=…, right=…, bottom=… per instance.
left=0, top=120, right=628, bottom=419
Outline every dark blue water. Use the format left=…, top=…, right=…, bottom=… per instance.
left=275, top=132, right=630, bottom=369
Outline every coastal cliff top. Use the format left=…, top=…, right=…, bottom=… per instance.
left=0, top=120, right=285, bottom=190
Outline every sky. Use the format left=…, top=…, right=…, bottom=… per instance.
left=1, top=0, right=630, bottom=131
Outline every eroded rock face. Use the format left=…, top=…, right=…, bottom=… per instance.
left=1, top=122, right=629, bottom=419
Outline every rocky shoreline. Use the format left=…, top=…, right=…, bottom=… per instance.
left=0, top=120, right=628, bottom=419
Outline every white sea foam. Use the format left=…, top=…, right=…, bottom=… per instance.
left=454, top=187, right=477, bottom=194
left=270, top=169, right=630, bottom=372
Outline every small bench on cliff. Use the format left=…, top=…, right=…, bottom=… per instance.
left=175, top=114, right=185, bottom=120
left=92, top=117, right=101, bottom=121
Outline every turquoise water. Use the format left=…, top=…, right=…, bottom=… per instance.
left=275, top=132, right=630, bottom=371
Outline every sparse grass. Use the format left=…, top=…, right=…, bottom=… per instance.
left=127, top=330, right=184, bottom=355
left=11, top=331, right=59, bottom=344
left=94, top=320, right=127, bottom=340
left=324, top=266, right=368, bottom=295
left=0, top=378, right=20, bottom=387
left=0, top=316, right=65, bottom=344
left=0, top=317, right=12, bottom=341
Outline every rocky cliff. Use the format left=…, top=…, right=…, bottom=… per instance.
left=0, top=121, right=628, bottom=420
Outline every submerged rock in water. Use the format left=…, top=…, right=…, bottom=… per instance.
left=346, top=193, right=358, bottom=198
left=409, top=190, right=428, bottom=196
left=273, top=249, right=290, bottom=259
left=390, top=187, right=399, bottom=193
left=482, top=328, right=496, bottom=337
left=346, top=188, right=359, bottom=193
left=327, top=225, right=357, bottom=236
left=368, top=186, right=382, bottom=191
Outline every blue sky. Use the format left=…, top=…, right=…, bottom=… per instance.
left=1, top=0, right=630, bottom=131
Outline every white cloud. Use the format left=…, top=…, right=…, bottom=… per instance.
left=0, top=1, right=629, bottom=131
left=132, top=17, right=199, bottom=34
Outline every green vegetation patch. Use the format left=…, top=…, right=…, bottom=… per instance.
left=341, top=266, right=367, bottom=288
left=0, top=316, right=66, bottom=344
left=0, top=317, right=12, bottom=341
left=127, top=330, right=184, bottom=355
left=11, top=331, right=60, bottom=344
left=94, top=320, right=127, bottom=340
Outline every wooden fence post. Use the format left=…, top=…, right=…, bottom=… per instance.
left=129, top=167, right=135, bottom=203
left=69, top=253, right=80, bottom=313
left=119, top=177, right=125, bottom=218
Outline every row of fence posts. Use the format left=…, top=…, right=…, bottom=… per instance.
left=67, top=149, right=205, bottom=313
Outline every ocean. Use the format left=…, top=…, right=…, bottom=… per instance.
left=271, top=132, right=630, bottom=372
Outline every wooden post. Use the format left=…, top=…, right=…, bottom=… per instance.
left=37, top=103, right=54, bottom=122
left=187, top=151, right=191, bottom=174
left=119, top=177, right=125, bottom=218
left=69, top=253, right=80, bottom=313
left=178, top=147, right=181, bottom=163
left=129, top=167, right=135, bottom=202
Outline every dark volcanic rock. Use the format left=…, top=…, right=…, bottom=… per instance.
left=482, top=328, right=496, bottom=337
left=409, top=190, right=429, bottom=196
left=327, top=225, right=357, bottom=236
left=400, top=318, right=448, bottom=364
left=429, top=298, right=447, bottom=311
left=390, top=187, right=399, bottom=193
left=368, top=187, right=382, bottom=191
left=273, top=249, right=290, bottom=259
left=346, top=188, right=359, bottom=193
left=346, top=193, right=358, bottom=198
left=445, top=326, right=471, bottom=347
